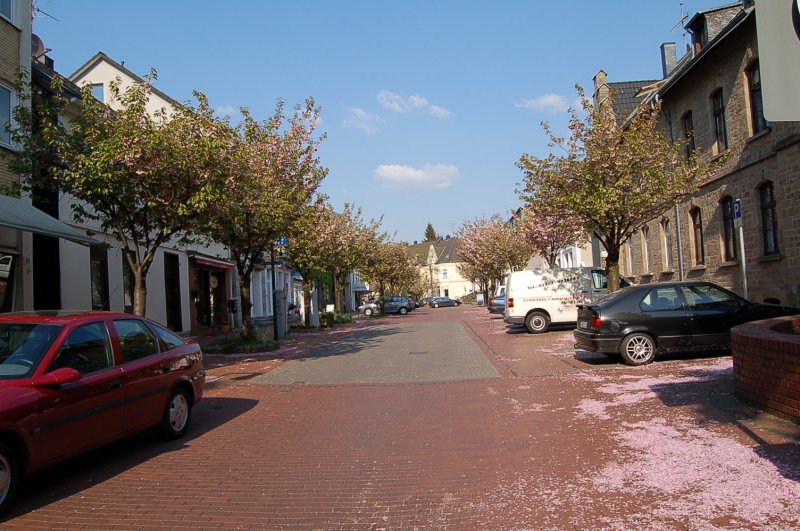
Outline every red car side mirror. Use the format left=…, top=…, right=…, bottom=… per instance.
left=32, top=367, right=82, bottom=387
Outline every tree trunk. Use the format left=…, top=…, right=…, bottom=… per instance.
left=239, top=274, right=254, bottom=338
left=133, top=266, right=147, bottom=316
left=605, top=247, right=622, bottom=292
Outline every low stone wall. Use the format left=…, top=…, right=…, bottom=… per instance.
left=731, top=316, right=800, bottom=425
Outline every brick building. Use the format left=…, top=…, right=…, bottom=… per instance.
left=600, top=1, right=800, bottom=306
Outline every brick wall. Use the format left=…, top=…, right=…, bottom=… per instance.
left=624, top=14, right=800, bottom=307
left=732, top=317, right=800, bottom=425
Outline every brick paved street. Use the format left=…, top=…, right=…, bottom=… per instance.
left=2, top=305, right=799, bottom=529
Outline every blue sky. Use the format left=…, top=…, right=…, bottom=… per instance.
left=33, top=0, right=709, bottom=244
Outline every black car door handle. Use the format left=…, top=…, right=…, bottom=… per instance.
left=110, top=379, right=122, bottom=389
left=160, top=364, right=172, bottom=373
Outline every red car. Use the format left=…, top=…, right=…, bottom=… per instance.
left=0, top=311, right=205, bottom=513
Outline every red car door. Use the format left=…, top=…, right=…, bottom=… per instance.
left=31, top=321, right=125, bottom=467
left=112, top=318, right=174, bottom=433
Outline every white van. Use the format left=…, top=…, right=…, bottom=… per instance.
left=504, top=267, right=625, bottom=333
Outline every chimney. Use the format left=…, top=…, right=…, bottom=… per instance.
left=660, top=42, right=677, bottom=78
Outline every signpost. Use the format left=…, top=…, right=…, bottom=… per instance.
left=734, top=199, right=748, bottom=300
left=271, top=236, right=288, bottom=341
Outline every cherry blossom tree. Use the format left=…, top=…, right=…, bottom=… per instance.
left=519, top=205, right=586, bottom=267
left=201, top=99, right=326, bottom=337
left=360, top=241, right=421, bottom=307
left=312, top=203, right=382, bottom=314
left=9, top=73, right=229, bottom=315
left=518, top=86, right=724, bottom=291
left=456, top=215, right=532, bottom=298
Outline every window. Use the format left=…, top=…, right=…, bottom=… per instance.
left=0, top=84, right=11, bottom=146
left=91, top=246, right=110, bottom=311
left=115, top=319, right=159, bottom=363
left=680, top=284, right=742, bottom=311
left=691, top=207, right=705, bottom=265
left=640, top=287, right=682, bottom=312
left=720, top=197, right=737, bottom=261
left=150, top=322, right=185, bottom=351
left=0, top=0, right=10, bottom=20
left=51, top=322, right=113, bottom=375
left=90, top=83, right=105, bottom=103
left=641, top=227, right=651, bottom=272
left=759, top=182, right=779, bottom=256
left=682, top=111, right=695, bottom=162
left=441, top=268, right=448, bottom=280
left=0, top=253, right=16, bottom=313
left=626, top=242, right=634, bottom=275
left=747, top=61, right=768, bottom=135
left=712, top=89, right=728, bottom=152
left=661, top=219, right=673, bottom=270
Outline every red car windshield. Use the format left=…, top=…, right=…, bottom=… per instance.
left=0, top=323, right=62, bottom=379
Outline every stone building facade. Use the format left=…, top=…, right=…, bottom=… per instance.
left=608, top=2, right=800, bottom=306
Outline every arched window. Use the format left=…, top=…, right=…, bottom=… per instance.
left=759, top=182, right=779, bottom=256
left=661, top=219, right=673, bottom=270
left=641, top=226, right=651, bottom=273
left=681, top=111, right=695, bottom=162
left=747, top=61, right=768, bottom=135
left=720, top=196, right=737, bottom=261
left=691, top=207, right=705, bottom=265
left=711, top=89, right=728, bottom=152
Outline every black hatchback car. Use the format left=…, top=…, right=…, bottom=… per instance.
left=573, top=281, right=799, bottom=366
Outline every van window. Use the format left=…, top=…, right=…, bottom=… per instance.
left=592, top=271, right=608, bottom=289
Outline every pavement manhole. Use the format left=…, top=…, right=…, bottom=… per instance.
left=409, top=351, right=429, bottom=355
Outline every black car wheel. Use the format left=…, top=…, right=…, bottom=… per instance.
left=364, top=307, right=373, bottom=316
left=399, top=307, right=408, bottom=315
left=433, top=303, right=440, bottom=308
left=0, top=441, right=19, bottom=515
left=620, top=333, right=656, bottom=365
left=525, top=311, right=550, bottom=334
left=158, top=386, right=192, bottom=440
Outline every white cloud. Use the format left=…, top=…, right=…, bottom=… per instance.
left=374, top=163, right=458, bottom=190
left=513, top=93, right=570, bottom=114
left=215, top=105, right=239, bottom=117
left=428, top=104, right=453, bottom=119
left=377, top=90, right=452, bottom=119
left=342, top=107, right=382, bottom=134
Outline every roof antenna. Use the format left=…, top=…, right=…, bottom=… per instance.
left=670, top=1, right=689, bottom=51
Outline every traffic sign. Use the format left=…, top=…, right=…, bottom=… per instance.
left=733, top=199, right=742, bottom=228
left=276, top=236, right=288, bottom=246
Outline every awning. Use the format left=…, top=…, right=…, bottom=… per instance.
left=0, top=195, right=97, bottom=246
left=192, top=255, right=235, bottom=270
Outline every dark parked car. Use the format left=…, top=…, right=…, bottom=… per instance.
left=573, top=281, right=799, bottom=366
left=429, top=297, right=459, bottom=308
left=0, top=311, right=205, bottom=513
left=488, top=295, right=505, bottom=314
left=382, top=295, right=414, bottom=315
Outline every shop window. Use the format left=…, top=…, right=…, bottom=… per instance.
left=91, top=246, right=110, bottom=311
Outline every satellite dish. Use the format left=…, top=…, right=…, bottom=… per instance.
left=31, top=34, right=46, bottom=58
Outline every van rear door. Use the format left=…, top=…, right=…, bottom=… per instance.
left=589, top=269, right=610, bottom=300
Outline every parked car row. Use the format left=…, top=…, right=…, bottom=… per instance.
left=0, top=311, right=206, bottom=514
left=358, top=295, right=465, bottom=314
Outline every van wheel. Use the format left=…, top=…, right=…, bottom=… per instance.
left=364, top=308, right=373, bottom=316
left=525, top=311, right=550, bottom=334
left=0, top=441, right=19, bottom=515
left=399, top=307, right=408, bottom=315
left=620, top=333, right=656, bottom=365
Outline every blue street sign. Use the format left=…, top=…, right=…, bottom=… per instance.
left=276, top=236, right=288, bottom=246
left=733, top=199, right=742, bottom=219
